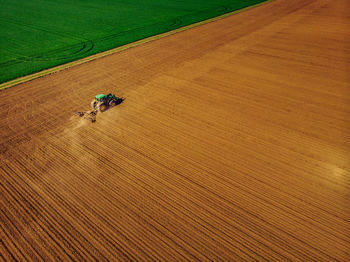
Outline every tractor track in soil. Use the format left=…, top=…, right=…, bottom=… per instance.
left=0, top=0, right=350, bottom=260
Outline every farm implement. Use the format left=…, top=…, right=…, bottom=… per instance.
left=74, top=110, right=98, bottom=123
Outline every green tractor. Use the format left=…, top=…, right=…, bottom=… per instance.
left=91, top=93, right=122, bottom=112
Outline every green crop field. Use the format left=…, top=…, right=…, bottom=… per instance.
left=0, top=0, right=266, bottom=84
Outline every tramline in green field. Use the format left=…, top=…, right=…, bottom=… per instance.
left=0, top=0, right=266, bottom=84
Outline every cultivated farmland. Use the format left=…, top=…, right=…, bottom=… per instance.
left=0, top=0, right=266, bottom=84
left=1, top=0, right=350, bottom=260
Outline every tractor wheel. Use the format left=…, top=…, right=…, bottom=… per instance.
left=109, top=100, right=116, bottom=107
left=98, top=104, right=107, bottom=112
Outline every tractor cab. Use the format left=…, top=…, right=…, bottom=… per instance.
left=94, top=94, right=106, bottom=102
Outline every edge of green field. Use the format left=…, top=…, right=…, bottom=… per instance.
left=0, top=0, right=271, bottom=91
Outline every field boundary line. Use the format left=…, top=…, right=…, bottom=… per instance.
left=0, top=0, right=271, bottom=91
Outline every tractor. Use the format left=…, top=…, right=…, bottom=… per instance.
left=91, top=93, right=121, bottom=112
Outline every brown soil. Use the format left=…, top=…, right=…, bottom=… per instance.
left=1, top=0, right=349, bottom=260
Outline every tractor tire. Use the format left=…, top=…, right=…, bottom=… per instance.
left=98, top=104, right=107, bottom=112
left=109, top=100, right=116, bottom=107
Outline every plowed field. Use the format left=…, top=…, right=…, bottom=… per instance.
left=1, top=0, right=350, bottom=260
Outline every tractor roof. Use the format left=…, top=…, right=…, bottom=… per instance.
left=95, top=94, right=105, bottom=99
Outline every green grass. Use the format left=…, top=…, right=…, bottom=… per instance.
left=0, top=0, right=267, bottom=84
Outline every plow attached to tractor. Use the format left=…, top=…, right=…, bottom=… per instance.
left=74, top=110, right=97, bottom=123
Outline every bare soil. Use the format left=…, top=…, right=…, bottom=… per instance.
left=1, top=0, right=349, bottom=260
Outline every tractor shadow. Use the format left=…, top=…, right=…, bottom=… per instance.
left=102, top=97, right=125, bottom=111
left=115, top=97, right=125, bottom=106
left=103, top=97, right=125, bottom=112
